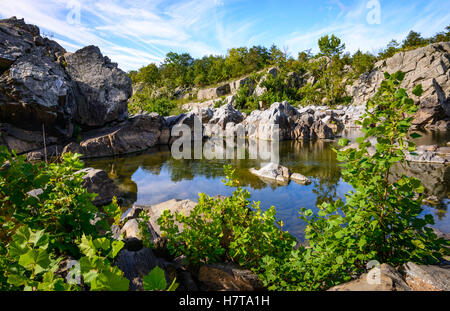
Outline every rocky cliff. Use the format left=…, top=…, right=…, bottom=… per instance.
left=347, top=42, right=450, bottom=130
left=0, top=17, right=132, bottom=154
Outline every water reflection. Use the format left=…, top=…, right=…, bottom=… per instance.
left=85, top=134, right=450, bottom=241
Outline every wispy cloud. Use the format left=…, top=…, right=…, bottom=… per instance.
left=0, top=0, right=448, bottom=70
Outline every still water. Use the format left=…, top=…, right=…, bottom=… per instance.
left=86, top=130, right=450, bottom=241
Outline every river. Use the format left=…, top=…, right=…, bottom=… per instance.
left=85, top=129, right=450, bottom=241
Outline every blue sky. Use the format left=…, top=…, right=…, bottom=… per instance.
left=1, top=0, right=449, bottom=71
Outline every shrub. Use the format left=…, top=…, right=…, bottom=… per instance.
left=258, top=71, right=449, bottom=290
left=158, top=165, right=295, bottom=269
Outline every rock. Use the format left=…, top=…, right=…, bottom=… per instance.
left=63, top=113, right=163, bottom=158
left=400, top=262, right=450, bottom=291
left=244, top=102, right=335, bottom=141
left=290, top=173, right=311, bottom=185
left=249, top=162, right=291, bottom=184
left=328, top=264, right=411, bottom=291
left=208, top=103, right=244, bottom=130
left=197, top=83, right=231, bottom=101
left=120, top=219, right=141, bottom=239
left=145, top=199, right=197, bottom=237
left=0, top=123, right=59, bottom=154
left=114, top=247, right=169, bottom=291
left=0, top=48, right=77, bottom=138
left=77, top=167, right=120, bottom=206
left=65, top=45, right=132, bottom=127
left=405, top=145, right=449, bottom=164
left=348, top=42, right=450, bottom=129
left=25, top=144, right=63, bottom=161
left=197, top=263, right=264, bottom=291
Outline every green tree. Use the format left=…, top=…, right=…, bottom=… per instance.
left=402, top=31, right=427, bottom=49
left=318, top=34, right=345, bottom=57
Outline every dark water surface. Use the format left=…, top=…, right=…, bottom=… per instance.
left=86, top=130, right=450, bottom=241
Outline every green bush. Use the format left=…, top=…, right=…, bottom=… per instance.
left=158, top=165, right=295, bottom=269
left=258, top=71, right=449, bottom=291
left=0, top=148, right=176, bottom=291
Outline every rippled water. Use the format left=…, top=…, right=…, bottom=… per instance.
left=86, top=130, right=450, bottom=241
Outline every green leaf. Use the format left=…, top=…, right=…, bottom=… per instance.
left=143, top=266, right=167, bottom=291
left=412, top=84, right=423, bottom=97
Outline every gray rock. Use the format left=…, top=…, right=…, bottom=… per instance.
left=348, top=42, right=450, bottom=129
left=65, top=45, right=132, bottom=127
left=208, top=103, right=244, bottom=130
left=114, top=247, right=168, bottom=291
left=63, top=113, right=163, bottom=158
left=290, top=173, right=311, bottom=185
left=250, top=162, right=291, bottom=185
left=77, top=167, right=120, bottom=206
left=400, top=262, right=450, bottom=291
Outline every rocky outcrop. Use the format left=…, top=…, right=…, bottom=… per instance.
left=208, top=103, right=244, bottom=130
left=244, top=102, right=335, bottom=141
left=62, top=113, right=163, bottom=158
left=0, top=18, right=77, bottom=140
left=0, top=17, right=133, bottom=157
left=348, top=42, right=450, bottom=130
left=65, top=46, right=132, bottom=128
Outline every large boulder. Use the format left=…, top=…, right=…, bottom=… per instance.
left=63, top=113, right=163, bottom=158
left=348, top=42, right=450, bottom=129
left=0, top=17, right=77, bottom=140
left=65, top=45, right=132, bottom=128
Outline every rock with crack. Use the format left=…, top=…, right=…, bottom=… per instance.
left=65, top=45, right=132, bottom=128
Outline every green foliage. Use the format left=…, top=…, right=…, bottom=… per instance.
left=129, top=87, right=178, bottom=116
left=158, top=165, right=295, bottom=269
left=0, top=149, right=120, bottom=257
left=143, top=266, right=179, bottom=291
left=258, top=71, right=448, bottom=291
left=77, top=234, right=129, bottom=291
left=351, top=50, right=377, bottom=78
left=318, top=35, right=345, bottom=57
